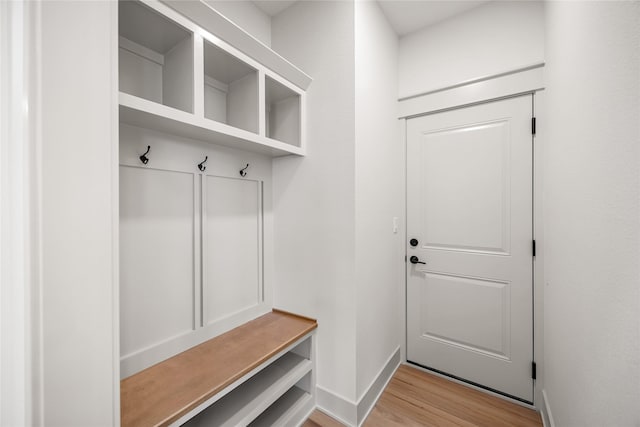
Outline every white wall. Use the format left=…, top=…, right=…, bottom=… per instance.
left=204, top=0, right=271, bottom=46
left=38, top=1, right=118, bottom=425
left=398, top=1, right=544, bottom=98
left=543, top=2, right=640, bottom=426
left=354, top=0, right=401, bottom=401
left=271, top=0, right=358, bottom=405
left=272, top=3, right=403, bottom=422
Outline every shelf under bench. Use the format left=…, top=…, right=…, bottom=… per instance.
left=120, top=309, right=318, bottom=427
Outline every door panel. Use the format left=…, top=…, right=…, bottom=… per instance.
left=407, top=95, right=533, bottom=402
left=421, top=120, right=511, bottom=254
left=419, top=272, right=510, bottom=358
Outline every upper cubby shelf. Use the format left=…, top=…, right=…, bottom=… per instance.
left=203, top=40, right=259, bottom=134
left=119, top=92, right=304, bottom=157
left=266, top=76, right=302, bottom=148
left=117, top=0, right=310, bottom=157
left=164, top=0, right=312, bottom=91
left=119, top=0, right=194, bottom=113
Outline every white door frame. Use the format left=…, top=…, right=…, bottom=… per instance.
left=0, top=1, right=38, bottom=424
left=397, top=63, right=545, bottom=408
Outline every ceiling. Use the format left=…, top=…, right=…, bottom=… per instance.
left=377, top=1, right=490, bottom=36
left=251, top=0, right=490, bottom=36
left=252, top=0, right=298, bottom=17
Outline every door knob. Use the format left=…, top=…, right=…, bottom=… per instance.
left=409, top=238, right=419, bottom=247
left=409, top=256, right=426, bottom=265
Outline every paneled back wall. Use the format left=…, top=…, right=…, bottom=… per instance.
left=119, top=123, right=273, bottom=377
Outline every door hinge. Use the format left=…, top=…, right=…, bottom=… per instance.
left=532, top=240, right=536, bottom=257
left=531, top=117, right=537, bottom=135
left=532, top=361, right=537, bottom=380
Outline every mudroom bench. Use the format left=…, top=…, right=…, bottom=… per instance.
left=120, top=310, right=317, bottom=427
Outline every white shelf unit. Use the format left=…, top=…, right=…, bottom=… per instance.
left=177, top=334, right=315, bottom=427
left=117, top=0, right=310, bottom=157
left=118, top=1, right=315, bottom=421
left=119, top=92, right=304, bottom=156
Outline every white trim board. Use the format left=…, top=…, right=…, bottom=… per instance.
left=109, top=1, right=121, bottom=422
left=399, top=63, right=544, bottom=102
left=532, top=90, right=545, bottom=410
left=316, top=386, right=356, bottom=427
left=0, top=1, right=31, bottom=424
left=398, top=63, right=544, bottom=119
left=541, top=389, right=556, bottom=427
left=316, top=347, right=401, bottom=427
left=356, top=347, right=401, bottom=425
left=162, top=0, right=311, bottom=91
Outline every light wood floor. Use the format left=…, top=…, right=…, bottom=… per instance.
left=304, top=364, right=542, bottom=427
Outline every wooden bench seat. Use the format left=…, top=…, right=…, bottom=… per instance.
left=121, top=310, right=318, bottom=427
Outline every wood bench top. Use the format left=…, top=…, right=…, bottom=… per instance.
left=120, top=309, right=317, bottom=427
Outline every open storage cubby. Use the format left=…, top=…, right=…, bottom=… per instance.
left=182, top=336, right=313, bottom=427
left=119, top=0, right=193, bottom=113
left=248, top=379, right=312, bottom=427
left=265, top=76, right=301, bottom=147
left=204, top=40, right=259, bottom=133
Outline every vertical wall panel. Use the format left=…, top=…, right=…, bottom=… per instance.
left=40, top=1, right=118, bottom=424
left=204, top=176, right=261, bottom=324
left=118, top=125, right=273, bottom=377
left=120, top=166, right=195, bottom=357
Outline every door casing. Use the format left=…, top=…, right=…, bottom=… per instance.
left=396, top=65, right=545, bottom=408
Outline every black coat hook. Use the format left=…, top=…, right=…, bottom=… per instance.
left=198, top=156, right=208, bottom=172
left=139, top=145, right=150, bottom=164
left=239, top=163, right=249, bottom=177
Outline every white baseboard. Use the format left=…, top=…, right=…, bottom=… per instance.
left=356, top=347, right=401, bottom=425
left=316, top=386, right=357, bottom=426
left=315, top=347, right=401, bottom=427
left=541, top=389, right=555, bottom=427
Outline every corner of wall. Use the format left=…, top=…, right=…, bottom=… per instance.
left=356, top=348, right=400, bottom=426
left=316, top=347, right=401, bottom=427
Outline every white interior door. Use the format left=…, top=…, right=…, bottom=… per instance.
left=406, top=95, right=534, bottom=402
